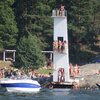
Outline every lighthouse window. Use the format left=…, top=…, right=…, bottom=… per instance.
left=58, top=37, right=63, bottom=52
left=58, top=37, right=63, bottom=42
left=53, top=37, right=67, bottom=53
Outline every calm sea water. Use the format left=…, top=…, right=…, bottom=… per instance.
left=0, top=88, right=100, bottom=100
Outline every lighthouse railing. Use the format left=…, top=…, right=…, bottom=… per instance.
left=52, top=9, right=67, bottom=17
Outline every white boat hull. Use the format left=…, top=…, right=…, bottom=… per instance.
left=6, top=87, right=41, bottom=93
left=0, top=78, right=41, bottom=93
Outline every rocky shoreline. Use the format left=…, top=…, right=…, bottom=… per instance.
left=78, top=63, right=100, bottom=89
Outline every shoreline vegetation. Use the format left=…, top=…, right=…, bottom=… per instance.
left=0, top=61, right=100, bottom=89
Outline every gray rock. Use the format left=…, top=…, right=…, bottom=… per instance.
left=78, top=63, right=100, bottom=88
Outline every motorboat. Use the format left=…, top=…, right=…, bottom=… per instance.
left=0, top=78, right=41, bottom=93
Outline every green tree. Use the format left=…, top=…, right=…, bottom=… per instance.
left=60, top=0, right=98, bottom=63
left=14, top=0, right=99, bottom=65
left=15, top=35, right=45, bottom=69
left=92, top=0, right=100, bottom=34
left=14, top=0, right=55, bottom=68
left=0, top=0, right=18, bottom=49
left=15, top=0, right=55, bottom=50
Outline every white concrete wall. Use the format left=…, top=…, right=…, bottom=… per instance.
left=54, top=17, right=68, bottom=40
left=53, top=53, right=70, bottom=82
left=52, top=16, right=70, bottom=82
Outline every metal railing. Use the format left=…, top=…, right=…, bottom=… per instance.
left=52, top=9, right=67, bottom=17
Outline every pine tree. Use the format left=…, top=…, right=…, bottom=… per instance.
left=15, top=35, right=45, bottom=69
left=0, top=0, right=18, bottom=49
left=14, top=0, right=99, bottom=65
left=56, top=0, right=98, bottom=63
left=15, top=0, right=55, bottom=50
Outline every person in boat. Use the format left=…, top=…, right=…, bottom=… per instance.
left=4, top=69, right=13, bottom=78
left=19, top=71, right=29, bottom=79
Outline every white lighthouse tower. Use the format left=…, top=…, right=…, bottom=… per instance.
left=47, top=5, right=79, bottom=89
left=52, top=5, right=71, bottom=86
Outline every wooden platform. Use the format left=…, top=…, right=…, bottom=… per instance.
left=44, top=82, right=73, bottom=89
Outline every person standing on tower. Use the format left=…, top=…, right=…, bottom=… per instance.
left=59, top=4, right=65, bottom=16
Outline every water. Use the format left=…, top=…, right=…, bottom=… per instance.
left=0, top=88, right=100, bottom=100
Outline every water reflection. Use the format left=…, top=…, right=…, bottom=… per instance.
left=0, top=88, right=100, bottom=100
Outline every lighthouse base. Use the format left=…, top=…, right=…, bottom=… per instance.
left=52, top=82, right=73, bottom=89
left=44, top=77, right=80, bottom=89
left=45, top=82, right=73, bottom=89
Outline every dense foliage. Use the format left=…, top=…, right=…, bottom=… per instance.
left=0, top=0, right=18, bottom=49
left=15, top=35, right=45, bottom=69
left=0, top=0, right=99, bottom=68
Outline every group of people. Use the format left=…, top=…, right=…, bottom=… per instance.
left=53, top=4, right=66, bottom=16
left=57, top=64, right=80, bottom=83
left=31, top=68, right=52, bottom=79
left=53, top=40, right=67, bottom=53
left=0, top=67, right=52, bottom=80
left=0, top=68, right=29, bottom=79
left=69, top=63, right=80, bottom=78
